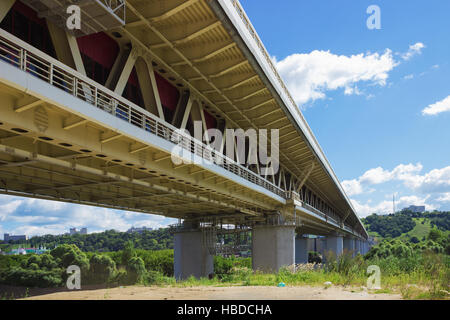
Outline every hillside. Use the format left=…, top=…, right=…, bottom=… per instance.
left=362, top=210, right=450, bottom=241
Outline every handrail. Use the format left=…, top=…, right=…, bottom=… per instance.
left=0, top=28, right=285, bottom=199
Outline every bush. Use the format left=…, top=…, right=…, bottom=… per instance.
left=136, top=249, right=174, bottom=276
left=308, top=251, right=322, bottom=264
left=50, top=244, right=89, bottom=271
left=126, top=256, right=147, bottom=284
left=88, top=254, right=117, bottom=284
left=143, top=270, right=165, bottom=285
left=121, top=241, right=136, bottom=266
left=214, top=256, right=251, bottom=279
left=0, top=268, right=63, bottom=288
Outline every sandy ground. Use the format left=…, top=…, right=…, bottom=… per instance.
left=19, top=285, right=402, bottom=300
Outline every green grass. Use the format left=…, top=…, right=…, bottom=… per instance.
left=400, top=218, right=432, bottom=240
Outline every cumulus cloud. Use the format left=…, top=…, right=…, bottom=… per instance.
left=422, top=95, right=450, bottom=116
left=0, top=195, right=176, bottom=237
left=274, top=49, right=398, bottom=106
left=342, top=163, right=423, bottom=196
left=401, top=42, right=425, bottom=61
left=351, top=195, right=436, bottom=218
left=436, top=193, right=450, bottom=202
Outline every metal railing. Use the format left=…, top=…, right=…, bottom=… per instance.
left=0, top=29, right=285, bottom=198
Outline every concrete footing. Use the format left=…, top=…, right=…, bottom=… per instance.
left=174, top=229, right=214, bottom=280
left=295, top=237, right=309, bottom=264
left=252, top=225, right=295, bottom=272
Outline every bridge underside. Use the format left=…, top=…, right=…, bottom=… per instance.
left=0, top=0, right=371, bottom=278
left=0, top=78, right=282, bottom=222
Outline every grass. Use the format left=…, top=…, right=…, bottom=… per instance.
left=143, top=251, right=450, bottom=300
left=400, top=218, right=432, bottom=240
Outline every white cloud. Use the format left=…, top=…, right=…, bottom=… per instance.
left=403, top=74, right=414, bottom=80
left=274, top=49, right=398, bottom=105
left=422, top=95, right=450, bottom=116
left=436, top=193, right=450, bottom=202
left=402, top=42, right=425, bottom=61
left=342, top=163, right=423, bottom=196
left=352, top=194, right=437, bottom=218
left=341, top=179, right=364, bottom=196
left=0, top=194, right=176, bottom=238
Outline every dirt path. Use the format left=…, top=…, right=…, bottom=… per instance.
left=22, top=285, right=402, bottom=300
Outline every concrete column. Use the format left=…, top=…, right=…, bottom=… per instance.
left=343, top=237, right=354, bottom=255
left=252, top=225, right=295, bottom=272
left=295, top=236, right=309, bottom=264
left=325, top=235, right=344, bottom=257
left=356, top=239, right=362, bottom=255
left=174, top=228, right=213, bottom=280
left=363, top=241, right=368, bottom=254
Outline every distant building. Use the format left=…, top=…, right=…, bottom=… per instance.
left=127, top=226, right=153, bottom=234
left=7, top=246, right=48, bottom=255
left=3, top=233, right=28, bottom=242
left=402, top=205, right=425, bottom=213
left=68, top=228, right=88, bottom=235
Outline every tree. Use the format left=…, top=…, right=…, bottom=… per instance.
left=50, top=244, right=89, bottom=272
left=121, top=241, right=136, bottom=266
left=428, top=229, right=442, bottom=242
left=89, top=254, right=116, bottom=284
left=126, top=256, right=146, bottom=284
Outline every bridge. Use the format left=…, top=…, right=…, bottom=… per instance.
left=0, top=0, right=369, bottom=279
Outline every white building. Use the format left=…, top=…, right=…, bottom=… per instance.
left=402, top=205, right=425, bottom=213
left=127, top=226, right=153, bottom=234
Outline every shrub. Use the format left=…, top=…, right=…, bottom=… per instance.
left=136, top=249, right=174, bottom=276
left=88, top=254, right=117, bottom=284
left=50, top=244, right=89, bottom=271
left=121, top=241, right=136, bottom=266
left=308, top=251, right=322, bottom=264
left=214, top=256, right=251, bottom=279
left=0, top=268, right=63, bottom=288
left=126, top=256, right=147, bottom=284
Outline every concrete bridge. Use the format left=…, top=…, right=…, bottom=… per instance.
left=0, top=0, right=369, bottom=279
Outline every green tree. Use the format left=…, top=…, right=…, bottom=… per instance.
left=121, top=241, right=136, bottom=266
left=89, top=254, right=116, bottom=284
left=126, top=256, right=146, bottom=284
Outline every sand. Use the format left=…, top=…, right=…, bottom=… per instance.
left=19, top=285, right=401, bottom=300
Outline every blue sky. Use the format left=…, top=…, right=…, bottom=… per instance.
left=1, top=1, right=450, bottom=238
left=242, top=0, right=450, bottom=216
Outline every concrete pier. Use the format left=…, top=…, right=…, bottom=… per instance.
left=295, top=236, right=309, bottom=264
left=252, top=225, right=295, bottom=272
left=325, top=235, right=343, bottom=257
left=343, top=237, right=354, bottom=255
left=174, top=228, right=214, bottom=280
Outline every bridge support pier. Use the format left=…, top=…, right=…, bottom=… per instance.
left=354, top=239, right=361, bottom=255
left=174, top=223, right=214, bottom=280
left=295, top=236, right=309, bottom=264
left=325, top=235, right=343, bottom=257
left=252, top=225, right=295, bottom=272
left=343, top=237, right=354, bottom=255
